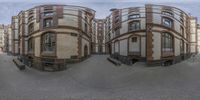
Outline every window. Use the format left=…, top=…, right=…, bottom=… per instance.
left=85, top=16, right=88, bottom=23
left=162, top=17, right=173, bottom=28
left=129, top=21, right=140, bottom=31
left=186, top=33, right=189, bottom=40
left=180, top=13, right=184, bottom=23
left=115, top=16, right=119, bottom=20
left=180, top=26, right=184, bottom=36
left=28, top=23, right=34, bottom=34
left=115, top=16, right=120, bottom=23
left=180, top=18, right=184, bottom=24
left=180, top=40, right=184, bottom=53
left=44, top=6, right=53, bottom=10
left=28, top=38, right=34, bottom=52
left=186, top=43, right=189, bottom=53
left=128, top=14, right=140, bottom=19
left=162, top=32, right=173, bottom=52
left=131, top=37, right=137, bottom=42
left=44, top=12, right=54, bottom=16
left=28, top=10, right=34, bottom=15
left=162, top=11, right=173, bottom=17
left=115, top=28, right=120, bottom=36
left=28, top=16, right=34, bottom=22
left=43, top=18, right=53, bottom=28
left=42, top=32, right=56, bottom=52
left=85, top=23, right=88, bottom=33
left=115, top=19, right=119, bottom=23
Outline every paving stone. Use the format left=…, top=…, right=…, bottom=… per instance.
left=0, top=52, right=200, bottom=100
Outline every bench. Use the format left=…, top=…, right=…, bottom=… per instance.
left=107, top=57, right=121, bottom=66
left=13, top=59, right=25, bottom=70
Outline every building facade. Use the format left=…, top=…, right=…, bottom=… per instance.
left=197, top=24, right=200, bottom=53
left=7, top=25, right=12, bottom=54
left=104, top=4, right=197, bottom=65
left=91, top=19, right=106, bottom=54
left=13, top=5, right=95, bottom=71
left=11, top=4, right=200, bottom=71
left=190, top=17, right=198, bottom=54
left=0, top=25, right=5, bottom=52
left=0, top=25, right=11, bottom=53
left=11, top=16, right=19, bottom=55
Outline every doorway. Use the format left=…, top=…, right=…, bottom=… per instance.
left=84, top=45, right=88, bottom=57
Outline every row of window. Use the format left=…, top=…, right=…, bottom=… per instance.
left=129, top=33, right=174, bottom=53
left=28, top=16, right=90, bottom=34
left=127, top=17, right=185, bottom=35
left=28, top=18, right=54, bottom=34
left=28, top=32, right=189, bottom=54
left=128, top=33, right=188, bottom=54
left=128, top=10, right=184, bottom=21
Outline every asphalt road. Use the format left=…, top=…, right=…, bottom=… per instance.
left=0, top=52, right=200, bottom=100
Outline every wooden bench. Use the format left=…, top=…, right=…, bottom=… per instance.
left=107, top=57, right=121, bottom=66
left=13, top=59, right=25, bottom=70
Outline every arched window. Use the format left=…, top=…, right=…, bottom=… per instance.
left=162, top=17, right=173, bottom=28
left=41, top=32, right=56, bottom=52
left=162, top=32, right=173, bottom=52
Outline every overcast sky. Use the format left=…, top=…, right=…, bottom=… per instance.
left=0, top=0, right=200, bottom=24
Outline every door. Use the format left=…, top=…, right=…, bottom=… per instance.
left=84, top=45, right=88, bottom=57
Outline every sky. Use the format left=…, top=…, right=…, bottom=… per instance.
left=0, top=0, right=200, bottom=24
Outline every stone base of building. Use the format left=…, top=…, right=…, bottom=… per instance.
left=110, top=54, right=143, bottom=65
left=111, top=53, right=192, bottom=66
left=147, top=54, right=191, bottom=66
left=92, top=52, right=108, bottom=55
left=19, top=55, right=90, bottom=72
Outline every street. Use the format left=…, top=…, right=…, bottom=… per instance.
left=0, top=52, right=200, bottom=100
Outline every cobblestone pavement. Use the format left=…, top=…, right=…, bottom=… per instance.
left=1, top=52, right=200, bottom=100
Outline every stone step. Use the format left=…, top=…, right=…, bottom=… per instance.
left=13, top=58, right=25, bottom=70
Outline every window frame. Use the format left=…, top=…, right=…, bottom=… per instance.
left=162, top=17, right=173, bottom=28
left=28, top=38, right=34, bottom=52
left=131, top=37, right=137, bottom=42
left=128, top=20, right=141, bottom=31
left=128, top=14, right=140, bottom=19
left=180, top=13, right=184, bottom=24
left=44, top=11, right=54, bottom=17
left=162, top=32, right=174, bottom=54
left=28, top=16, right=34, bottom=22
left=43, top=18, right=53, bottom=28
left=180, top=25, right=184, bottom=36
left=28, top=23, right=34, bottom=34
left=41, top=32, right=56, bottom=53
left=115, top=28, right=120, bottom=36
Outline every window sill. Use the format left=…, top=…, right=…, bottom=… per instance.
left=162, top=51, right=174, bottom=57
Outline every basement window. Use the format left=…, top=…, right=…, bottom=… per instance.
left=131, top=37, right=137, bottom=42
